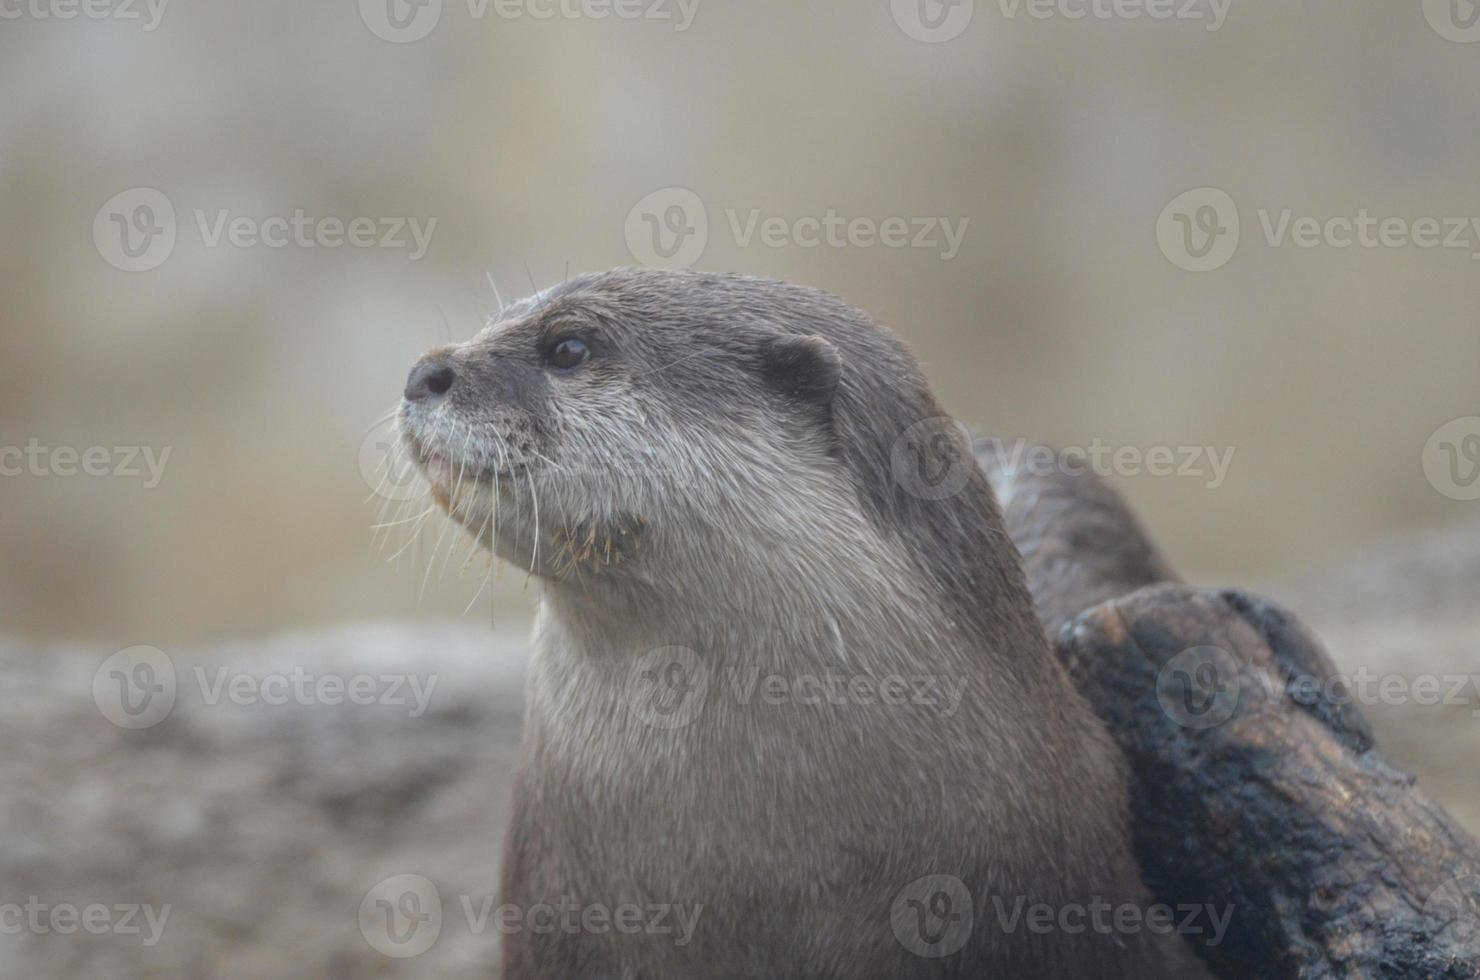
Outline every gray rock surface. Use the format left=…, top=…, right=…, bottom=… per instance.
left=1, top=622, right=528, bottom=979
left=1, top=520, right=1475, bottom=979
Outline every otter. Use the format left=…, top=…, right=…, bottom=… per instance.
left=398, top=269, right=1203, bottom=978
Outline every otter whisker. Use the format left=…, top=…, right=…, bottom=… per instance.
left=418, top=512, right=457, bottom=604
left=438, top=424, right=476, bottom=581
left=525, top=464, right=540, bottom=584
left=385, top=504, right=437, bottom=563
left=487, top=424, right=514, bottom=559
left=487, top=270, right=507, bottom=318
left=370, top=402, right=402, bottom=427
left=414, top=417, right=459, bottom=598
left=370, top=435, right=416, bottom=553
left=436, top=303, right=456, bottom=345
left=523, top=259, right=544, bottom=310
left=461, top=511, right=495, bottom=617
left=365, top=420, right=408, bottom=508
left=371, top=505, right=435, bottom=531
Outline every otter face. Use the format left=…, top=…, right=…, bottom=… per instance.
left=397, top=269, right=847, bottom=583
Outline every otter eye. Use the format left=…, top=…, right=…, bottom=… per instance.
left=546, top=337, right=589, bottom=371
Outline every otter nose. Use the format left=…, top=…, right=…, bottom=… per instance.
left=405, top=357, right=457, bottom=402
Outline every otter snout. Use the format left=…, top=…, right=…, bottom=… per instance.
left=404, top=354, right=457, bottom=402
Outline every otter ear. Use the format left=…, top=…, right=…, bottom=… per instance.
left=759, top=334, right=842, bottom=406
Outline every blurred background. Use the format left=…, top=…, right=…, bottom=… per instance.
left=3, top=2, right=1480, bottom=976
left=2, top=0, right=1477, bottom=646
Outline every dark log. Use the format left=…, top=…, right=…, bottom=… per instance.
left=980, top=441, right=1480, bottom=979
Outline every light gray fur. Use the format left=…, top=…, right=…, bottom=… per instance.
left=398, top=269, right=1206, bottom=978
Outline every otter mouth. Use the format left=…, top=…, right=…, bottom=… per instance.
left=404, top=431, right=505, bottom=491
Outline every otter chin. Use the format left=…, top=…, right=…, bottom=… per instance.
left=396, top=269, right=1206, bottom=979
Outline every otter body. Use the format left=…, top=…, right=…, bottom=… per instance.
left=398, top=270, right=1198, bottom=978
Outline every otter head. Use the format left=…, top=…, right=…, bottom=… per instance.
left=398, top=269, right=885, bottom=593
left=396, top=266, right=994, bottom=615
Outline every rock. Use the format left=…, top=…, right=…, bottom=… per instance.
left=0, top=621, right=527, bottom=979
